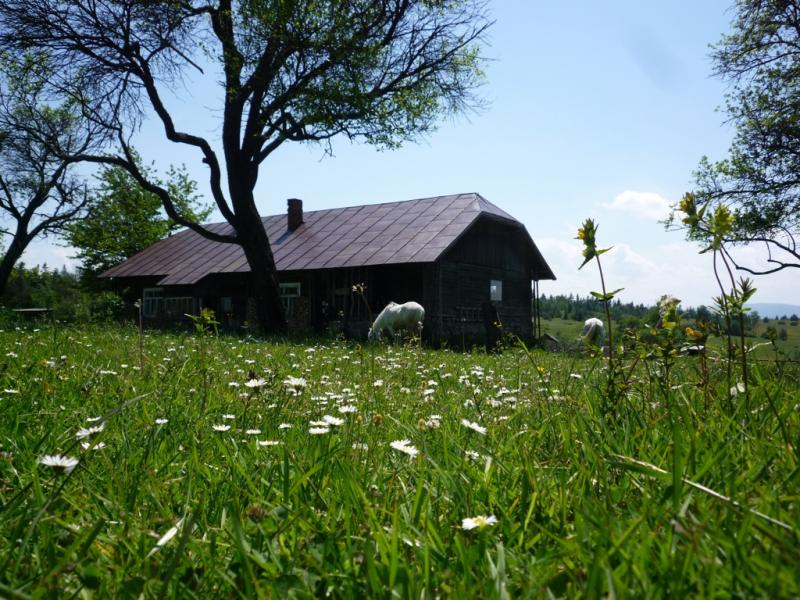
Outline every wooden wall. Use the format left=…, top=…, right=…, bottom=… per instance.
left=436, top=217, right=534, bottom=344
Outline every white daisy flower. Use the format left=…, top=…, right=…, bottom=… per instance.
left=322, top=415, right=344, bottom=427
left=461, top=419, right=487, bottom=435
left=75, top=423, right=105, bottom=439
left=212, top=424, right=231, bottom=432
left=730, top=382, right=746, bottom=397
left=461, top=515, right=497, bottom=530
left=86, top=416, right=103, bottom=423
left=284, top=376, right=307, bottom=394
left=39, top=454, right=79, bottom=473
left=425, top=415, right=442, bottom=429
left=309, top=426, right=330, bottom=435
left=245, top=429, right=261, bottom=435
left=155, top=418, right=168, bottom=425
left=338, top=405, right=358, bottom=414
left=245, top=378, right=267, bottom=389
left=257, top=440, right=281, bottom=447
left=222, top=414, right=236, bottom=420
left=390, top=439, right=418, bottom=458
left=278, top=423, right=292, bottom=429
left=81, top=441, right=107, bottom=451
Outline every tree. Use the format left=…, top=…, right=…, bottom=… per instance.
left=67, top=157, right=211, bottom=284
left=676, top=0, right=800, bottom=275
left=0, top=1, right=491, bottom=333
left=0, top=53, right=102, bottom=296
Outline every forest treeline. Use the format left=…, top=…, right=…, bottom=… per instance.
left=0, top=263, right=123, bottom=322
left=537, top=293, right=795, bottom=339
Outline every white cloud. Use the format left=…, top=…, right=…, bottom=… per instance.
left=602, top=190, right=673, bottom=221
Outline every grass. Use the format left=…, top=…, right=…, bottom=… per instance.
left=0, top=323, right=799, bottom=598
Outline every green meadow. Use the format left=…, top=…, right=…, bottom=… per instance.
left=1, top=324, right=798, bottom=598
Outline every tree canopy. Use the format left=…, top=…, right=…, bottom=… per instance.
left=0, top=0, right=491, bottom=331
left=67, top=157, right=211, bottom=283
left=0, top=52, right=102, bottom=296
left=679, top=0, right=800, bottom=275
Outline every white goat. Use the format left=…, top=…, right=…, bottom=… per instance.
left=581, top=317, right=605, bottom=345
left=368, top=301, right=425, bottom=342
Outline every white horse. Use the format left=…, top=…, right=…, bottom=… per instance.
left=368, top=301, right=425, bottom=342
left=581, top=317, right=605, bottom=345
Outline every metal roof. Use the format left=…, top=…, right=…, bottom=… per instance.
left=102, top=192, right=556, bottom=284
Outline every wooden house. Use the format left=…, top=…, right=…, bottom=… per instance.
left=102, top=193, right=555, bottom=344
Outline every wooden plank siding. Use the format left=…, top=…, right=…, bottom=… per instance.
left=436, top=217, right=535, bottom=344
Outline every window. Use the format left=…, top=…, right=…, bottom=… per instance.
left=280, top=282, right=301, bottom=318
left=164, top=296, right=194, bottom=318
left=143, top=288, right=164, bottom=318
left=221, top=296, right=233, bottom=313
left=489, top=280, right=503, bottom=302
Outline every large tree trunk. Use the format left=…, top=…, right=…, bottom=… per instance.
left=0, top=232, right=31, bottom=298
left=236, top=210, right=287, bottom=335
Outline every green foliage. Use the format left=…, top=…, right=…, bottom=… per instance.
left=0, top=50, right=96, bottom=295
left=674, top=1, right=800, bottom=271
left=66, top=155, right=210, bottom=283
left=0, top=327, right=798, bottom=597
left=0, top=263, right=124, bottom=322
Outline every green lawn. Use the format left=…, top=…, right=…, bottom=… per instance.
left=0, top=324, right=798, bottom=598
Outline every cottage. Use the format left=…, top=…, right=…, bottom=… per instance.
left=102, top=193, right=555, bottom=344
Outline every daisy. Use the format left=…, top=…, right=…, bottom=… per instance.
left=155, top=418, right=168, bottom=425
left=309, top=426, right=330, bottom=435
left=461, top=419, right=487, bottom=435
left=222, top=414, right=236, bottom=420
left=322, top=415, right=344, bottom=427
left=39, top=454, right=79, bottom=474
left=730, top=382, right=746, bottom=397
left=245, top=429, right=261, bottom=435
left=75, top=423, right=105, bottom=440
left=278, top=423, right=292, bottom=429
left=338, top=405, right=358, bottom=414
left=245, top=378, right=267, bottom=389
left=390, top=439, right=418, bottom=458
left=461, top=515, right=497, bottom=530
left=257, top=440, right=281, bottom=447
left=86, top=416, right=103, bottom=423
left=212, top=424, right=231, bottom=432
left=81, top=441, right=107, bottom=451
left=284, top=376, right=307, bottom=394
left=425, top=415, right=442, bottom=429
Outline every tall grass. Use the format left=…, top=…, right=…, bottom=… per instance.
left=0, top=324, right=798, bottom=597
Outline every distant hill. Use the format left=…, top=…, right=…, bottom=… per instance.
left=747, top=303, right=800, bottom=319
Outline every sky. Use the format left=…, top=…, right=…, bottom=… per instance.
left=18, top=1, right=799, bottom=308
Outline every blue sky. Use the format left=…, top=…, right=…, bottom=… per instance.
left=21, top=1, right=798, bottom=307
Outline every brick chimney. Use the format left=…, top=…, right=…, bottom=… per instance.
left=287, top=198, right=303, bottom=231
